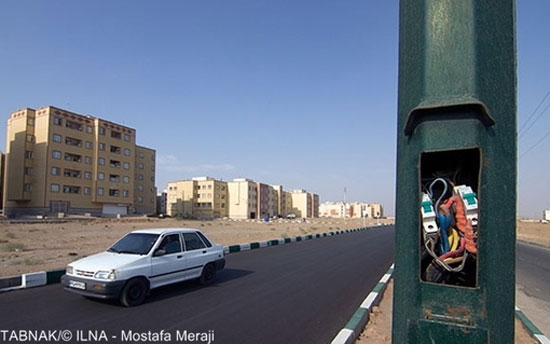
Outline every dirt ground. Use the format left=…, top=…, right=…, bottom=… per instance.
left=356, top=280, right=538, bottom=344
left=0, top=216, right=392, bottom=277
left=516, top=220, right=550, bottom=247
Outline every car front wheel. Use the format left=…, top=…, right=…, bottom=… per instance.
left=120, top=278, right=147, bottom=307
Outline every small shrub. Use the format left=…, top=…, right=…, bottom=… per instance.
left=6, top=232, right=16, bottom=239
left=5, top=242, right=25, bottom=251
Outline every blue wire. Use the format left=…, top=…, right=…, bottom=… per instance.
left=438, top=214, right=450, bottom=253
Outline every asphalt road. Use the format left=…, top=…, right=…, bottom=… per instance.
left=0, top=226, right=395, bottom=344
left=516, top=241, right=550, bottom=335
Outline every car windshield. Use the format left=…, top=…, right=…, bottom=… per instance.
left=108, top=233, right=159, bottom=255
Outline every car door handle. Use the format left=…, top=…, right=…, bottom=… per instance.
left=177, top=255, right=183, bottom=259
left=202, top=250, right=207, bottom=254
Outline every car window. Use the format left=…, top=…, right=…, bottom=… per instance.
left=158, top=234, right=182, bottom=255
left=108, top=233, right=159, bottom=255
left=183, top=233, right=206, bottom=251
left=196, top=232, right=212, bottom=248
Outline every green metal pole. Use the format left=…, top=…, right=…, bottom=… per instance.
left=393, top=1, right=516, bottom=343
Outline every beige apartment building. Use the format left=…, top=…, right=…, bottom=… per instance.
left=134, top=146, right=157, bottom=215
left=3, top=106, right=156, bottom=217
left=289, top=189, right=319, bottom=218
left=227, top=178, right=258, bottom=219
left=319, top=201, right=383, bottom=218
left=166, top=177, right=228, bottom=219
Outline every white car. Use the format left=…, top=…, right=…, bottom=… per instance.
left=61, top=228, right=225, bottom=306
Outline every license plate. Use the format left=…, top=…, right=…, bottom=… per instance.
left=69, top=280, right=86, bottom=290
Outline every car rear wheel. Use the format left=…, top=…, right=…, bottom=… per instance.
left=120, top=278, right=147, bottom=307
left=199, top=264, right=216, bottom=285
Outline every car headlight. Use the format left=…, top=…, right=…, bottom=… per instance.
left=94, top=270, right=116, bottom=280
left=66, top=265, right=74, bottom=275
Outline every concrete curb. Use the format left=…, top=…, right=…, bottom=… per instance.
left=330, top=264, right=394, bottom=344
left=222, top=226, right=387, bottom=255
left=516, top=306, right=550, bottom=344
left=0, top=225, right=391, bottom=292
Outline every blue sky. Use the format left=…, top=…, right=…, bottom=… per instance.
left=0, top=1, right=548, bottom=218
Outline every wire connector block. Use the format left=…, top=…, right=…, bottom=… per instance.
left=421, top=193, right=438, bottom=240
left=453, top=185, right=478, bottom=227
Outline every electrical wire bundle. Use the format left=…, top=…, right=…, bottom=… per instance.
left=422, top=178, right=478, bottom=278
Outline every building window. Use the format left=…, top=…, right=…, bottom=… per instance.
left=64, top=152, right=82, bottom=163
left=84, top=171, right=91, bottom=179
left=85, top=141, right=92, bottom=149
left=109, top=174, right=120, bottom=182
left=52, top=134, right=62, bottom=143
left=138, top=163, right=144, bottom=169
left=124, top=134, right=131, bottom=142
left=99, top=143, right=105, bottom=151
left=50, top=184, right=60, bottom=192
left=65, top=137, right=82, bottom=147
left=98, top=158, right=105, bottom=165
left=53, top=117, right=62, bottom=126
left=63, top=185, right=81, bottom=194
left=109, top=189, right=120, bottom=197
left=24, top=184, right=32, bottom=192
left=86, top=126, right=93, bottom=134
left=52, top=150, right=61, bottom=159
left=123, top=162, right=130, bottom=169
left=84, top=187, right=91, bottom=195
left=25, top=151, right=34, bottom=159
left=26, top=134, right=35, bottom=143
left=110, top=160, right=121, bottom=168
left=123, top=148, right=130, bottom=156
left=138, top=174, right=144, bottom=181
left=99, top=127, right=105, bottom=135
left=137, top=196, right=143, bottom=203
left=97, top=187, right=104, bottom=196
left=123, top=176, right=129, bottom=184
left=85, top=156, right=92, bottom=164
left=110, top=145, right=121, bottom=154
left=139, top=152, right=144, bottom=158
left=28, top=118, right=35, bottom=126
left=65, top=120, right=82, bottom=131
left=64, top=169, right=81, bottom=178
left=221, top=203, right=225, bottom=208
left=98, top=172, right=104, bottom=180
left=137, top=185, right=144, bottom=192
left=123, top=190, right=129, bottom=198
left=111, top=130, right=121, bottom=139
left=24, top=167, right=32, bottom=175
left=51, top=167, right=60, bottom=175
left=151, top=155, right=155, bottom=161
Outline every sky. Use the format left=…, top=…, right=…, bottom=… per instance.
left=0, top=1, right=548, bottom=218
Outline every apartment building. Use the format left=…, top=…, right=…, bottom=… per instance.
left=166, top=177, right=228, bottom=219
left=227, top=178, right=258, bottom=219
left=319, top=201, right=383, bottom=218
left=289, top=189, right=312, bottom=218
left=3, top=106, right=156, bottom=217
left=134, top=146, right=157, bottom=215
left=157, top=191, right=167, bottom=215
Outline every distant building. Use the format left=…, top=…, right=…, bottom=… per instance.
left=166, top=177, right=228, bottom=219
left=156, top=191, right=167, bottom=215
left=289, top=189, right=319, bottom=218
left=227, top=178, right=257, bottom=219
left=320, top=201, right=383, bottom=218
left=544, top=210, right=550, bottom=221
left=3, top=106, right=155, bottom=217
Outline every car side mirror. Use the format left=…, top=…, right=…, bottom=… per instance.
left=153, top=249, right=166, bottom=257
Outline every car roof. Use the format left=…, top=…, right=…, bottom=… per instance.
left=130, top=228, right=201, bottom=235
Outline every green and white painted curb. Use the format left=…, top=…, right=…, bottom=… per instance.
left=331, top=264, right=394, bottom=344
left=0, top=269, right=66, bottom=292
left=0, top=225, right=391, bottom=292
left=331, top=263, right=550, bottom=344
left=516, top=306, right=550, bottom=344
left=222, top=226, right=385, bottom=255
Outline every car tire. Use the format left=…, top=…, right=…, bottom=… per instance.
left=199, top=264, right=216, bottom=285
left=120, top=278, right=147, bottom=307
